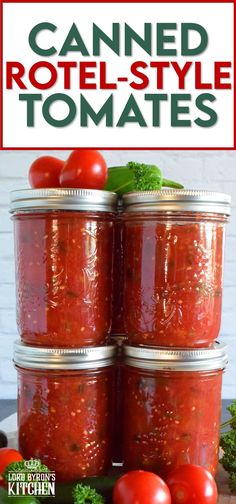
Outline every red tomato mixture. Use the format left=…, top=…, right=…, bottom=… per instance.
left=122, top=367, right=223, bottom=477
left=111, top=215, right=125, bottom=335
left=123, top=213, right=225, bottom=347
left=13, top=211, right=114, bottom=347
left=17, top=367, right=113, bottom=482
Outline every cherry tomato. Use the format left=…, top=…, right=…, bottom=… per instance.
left=166, top=464, right=218, bottom=504
left=60, top=150, right=108, bottom=189
left=113, top=470, right=171, bottom=504
left=29, top=156, right=64, bottom=188
left=0, top=448, right=23, bottom=487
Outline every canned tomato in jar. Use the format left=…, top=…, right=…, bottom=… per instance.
left=123, top=190, right=231, bottom=347
left=122, top=343, right=228, bottom=477
left=14, top=342, right=116, bottom=482
left=10, top=189, right=117, bottom=347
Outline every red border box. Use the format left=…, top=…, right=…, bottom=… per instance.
left=0, top=0, right=235, bottom=150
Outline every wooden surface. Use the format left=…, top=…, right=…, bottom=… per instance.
left=217, top=465, right=236, bottom=502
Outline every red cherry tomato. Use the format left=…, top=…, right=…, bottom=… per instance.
left=165, top=464, right=218, bottom=504
left=0, top=448, right=23, bottom=486
left=113, top=470, right=171, bottom=504
left=60, top=150, right=108, bottom=189
left=29, top=156, right=64, bottom=188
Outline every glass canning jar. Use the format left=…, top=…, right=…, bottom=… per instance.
left=10, top=189, right=117, bottom=347
left=122, top=343, right=228, bottom=477
left=14, top=341, right=116, bottom=482
left=123, top=190, right=231, bottom=347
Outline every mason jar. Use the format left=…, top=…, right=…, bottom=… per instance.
left=10, top=189, right=117, bottom=347
left=123, top=190, right=231, bottom=347
left=122, top=343, right=228, bottom=477
left=14, top=342, right=116, bottom=482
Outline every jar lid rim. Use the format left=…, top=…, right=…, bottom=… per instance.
left=123, top=189, right=231, bottom=215
left=14, top=341, right=116, bottom=370
left=124, top=342, right=228, bottom=371
left=10, top=188, right=118, bottom=213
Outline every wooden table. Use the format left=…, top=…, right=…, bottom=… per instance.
left=217, top=466, right=236, bottom=503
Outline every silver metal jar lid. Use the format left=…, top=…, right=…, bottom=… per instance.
left=123, top=190, right=231, bottom=215
left=14, top=341, right=116, bottom=370
left=10, top=188, right=118, bottom=213
left=124, top=342, right=228, bottom=371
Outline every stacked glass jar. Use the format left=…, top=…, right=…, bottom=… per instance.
left=10, top=188, right=118, bottom=481
left=121, top=190, right=231, bottom=476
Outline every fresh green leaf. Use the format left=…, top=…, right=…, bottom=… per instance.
left=228, top=400, right=236, bottom=428
left=127, top=162, right=162, bottom=191
left=229, top=472, right=236, bottom=493
left=3, top=460, right=49, bottom=483
left=73, top=483, right=105, bottom=504
left=105, top=163, right=183, bottom=195
left=220, top=430, right=236, bottom=471
left=220, top=400, right=236, bottom=494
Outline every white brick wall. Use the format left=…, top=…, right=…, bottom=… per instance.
left=0, top=150, right=235, bottom=399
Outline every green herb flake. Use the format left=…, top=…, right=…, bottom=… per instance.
left=220, top=400, right=236, bottom=493
left=73, top=483, right=105, bottom=504
left=3, top=460, right=49, bottom=483
left=105, top=163, right=184, bottom=195
left=67, top=290, right=79, bottom=298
